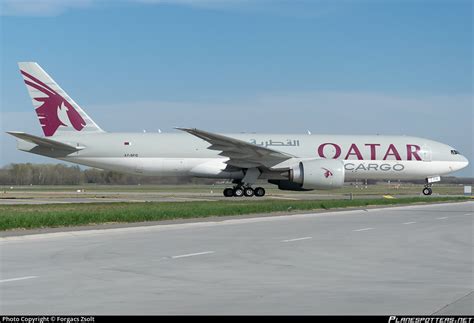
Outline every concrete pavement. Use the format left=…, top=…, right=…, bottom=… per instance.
left=0, top=201, right=472, bottom=314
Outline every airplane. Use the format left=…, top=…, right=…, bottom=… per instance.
left=7, top=62, right=469, bottom=197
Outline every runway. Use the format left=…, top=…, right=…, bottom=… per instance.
left=0, top=191, right=464, bottom=205
left=0, top=191, right=363, bottom=204
left=1, top=185, right=465, bottom=205
left=1, top=202, right=472, bottom=314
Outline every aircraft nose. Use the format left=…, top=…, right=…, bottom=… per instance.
left=456, top=155, right=470, bottom=171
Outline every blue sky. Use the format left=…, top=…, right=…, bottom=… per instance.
left=0, top=0, right=472, bottom=176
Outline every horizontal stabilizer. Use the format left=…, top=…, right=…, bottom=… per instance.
left=6, top=131, right=84, bottom=151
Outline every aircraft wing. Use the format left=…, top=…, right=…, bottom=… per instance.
left=176, top=128, right=294, bottom=168
left=6, top=131, right=84, bottom=151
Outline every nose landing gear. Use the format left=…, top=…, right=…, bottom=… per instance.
left=422, top=176, right=440, bottom=196
left=422, top=186, right=433, bottom=196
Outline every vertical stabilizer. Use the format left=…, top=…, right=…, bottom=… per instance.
left=18, top=62, right=104, bottom=137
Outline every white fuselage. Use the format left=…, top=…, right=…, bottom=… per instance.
left=19, top=132, right=469, bottom=182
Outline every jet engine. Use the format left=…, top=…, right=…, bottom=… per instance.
left=270, top=159, right=345, bottom=191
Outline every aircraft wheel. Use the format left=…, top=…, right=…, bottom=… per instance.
left=254, top=187, right=266, bottom=197
left=244, top=187, right=254, bottom=197
left=233, top=187, right=244, bottom=197
left=223, top=188, right=234, bottom=197
left=422, top=187, right=432, bottom=196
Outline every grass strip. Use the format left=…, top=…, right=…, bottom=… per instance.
left=0, top=196, right=468, bottom=231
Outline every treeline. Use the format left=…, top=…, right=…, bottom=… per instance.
left=0, top=163, right=216, bottom=185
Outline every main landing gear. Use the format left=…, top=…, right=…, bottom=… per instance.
left=224, top=168, right=265, bottom=197
left=223, top=186, right=266, bottom=197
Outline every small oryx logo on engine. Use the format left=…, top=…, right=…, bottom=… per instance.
left=322, top=168, right=333, bottom=178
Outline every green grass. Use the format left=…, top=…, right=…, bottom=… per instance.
left=0, top=196, right=468, bottom=231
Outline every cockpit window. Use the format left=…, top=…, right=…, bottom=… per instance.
left=451, top=150, right=460, bottom=155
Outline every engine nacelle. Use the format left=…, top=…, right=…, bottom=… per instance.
left=288, top=159, right=345, bottom=190
left=268, top=179, right=313, bottom=191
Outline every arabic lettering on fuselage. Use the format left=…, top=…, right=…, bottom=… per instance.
left=250, top=139, right=300, bottom=147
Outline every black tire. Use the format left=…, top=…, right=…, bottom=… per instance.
left=244, top=187, right=254, bottom=197
left=223, top=188, right=234, bottom=197
left=422, top=187, right=432, bottom=196
left=254, top=187, right=265, bottom=197
left=233, top=187, right=244, bottom=197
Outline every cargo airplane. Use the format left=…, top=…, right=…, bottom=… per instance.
left=7, top=62, right=469, bottom=197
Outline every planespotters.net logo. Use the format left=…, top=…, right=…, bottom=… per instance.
left=21, top=70, right=86, bottom=137
left=389, top=317, right=473, bottom=323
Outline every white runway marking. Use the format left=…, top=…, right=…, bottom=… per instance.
left=0, top=276, right=38, bottom=284
left=171, top=251, right=215, bottom=259
left=465, top=213, right=472, bottom=216
left=169, top=197, right=217, bottom=202
left=403, top=222, right=417, bottom=225
left=437, top=217, right=448, bottom=220
left=353, top=228, right=375, bottom=232
left=269, top=196, right=299, bottom=200
left=281, top=237, right=312, bottom=243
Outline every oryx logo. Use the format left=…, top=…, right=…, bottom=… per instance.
left=322, top=168, right=333, bottom=178
left=21, top=70, right=86, bottom=137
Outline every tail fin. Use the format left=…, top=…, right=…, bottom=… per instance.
left=18, top=62, right=104, bottom=137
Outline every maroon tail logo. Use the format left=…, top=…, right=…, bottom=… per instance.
left=322, top=168, right=333, bottom=178
left=21, top=70, right=86, bottom=137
